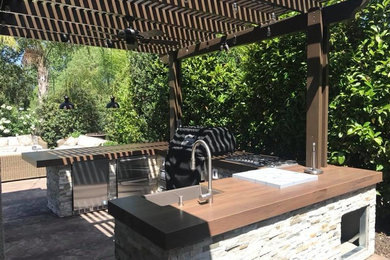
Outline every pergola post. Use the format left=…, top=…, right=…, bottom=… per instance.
left=306, top=9, right=329, bottom=168
left=168, top=52, right=182, bottom=140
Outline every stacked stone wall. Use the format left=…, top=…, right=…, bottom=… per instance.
left=46, top=165, right=73, bottom=217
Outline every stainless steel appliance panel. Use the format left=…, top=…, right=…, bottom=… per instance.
left=117, top=155, right=161, bottom=198
left=73, top=159, right=109, bottom=211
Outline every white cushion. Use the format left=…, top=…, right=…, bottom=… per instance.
left=64, top=136, right=78, bottom=146
left=7, top=137, right=19, bottom=146
left=0, top=146, right=17, bottom=154
left=56, top=138, right=66, bottom=147
left=0, top=137, right=8, bottom=147
left=77, top=135, right=106, bottom=147
left=16, top=145, right=43, bottom=153
left=17, top=134, right=33, bottom=146
left=55, top=145, right=82, bottom=150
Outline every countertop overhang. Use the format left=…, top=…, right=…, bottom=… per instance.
left=21, top=142, right=169, bottom=168
left=108, top=165, right=382, bottom=250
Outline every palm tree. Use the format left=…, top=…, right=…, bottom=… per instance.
left=1, top=36, right=55, bottom=104
left=21, top=41, right=51, bottom=104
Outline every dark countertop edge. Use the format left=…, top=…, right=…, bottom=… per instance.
left=21, top=144, right=169, bottom=168
left=108, top=196, right=210, bottom=250
left=22, top=147, right=256, bottom=170
left=21, top=152, right=39, bottom=167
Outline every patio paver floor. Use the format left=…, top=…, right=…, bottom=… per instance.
left=1, top=178, right=115, bottom=260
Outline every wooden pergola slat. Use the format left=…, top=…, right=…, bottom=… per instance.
left=0, top=0, right=322, bottom=52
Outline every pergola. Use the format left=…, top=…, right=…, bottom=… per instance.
left=0, top=0, right=367, bottom=168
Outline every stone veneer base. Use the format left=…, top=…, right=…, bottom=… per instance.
left=46, top=165, right=73, bottom=217
left=114, top=186, right=376, bottom=260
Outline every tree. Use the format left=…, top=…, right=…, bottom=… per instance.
left=19, top=40, right=55, bottom=104
left=0, top=39, right=36, bottom=107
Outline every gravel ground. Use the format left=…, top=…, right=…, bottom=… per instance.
left=375, top=232, right=390, bottom=258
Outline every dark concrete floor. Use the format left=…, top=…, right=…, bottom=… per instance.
left=1, top=178, right=115, bottom=260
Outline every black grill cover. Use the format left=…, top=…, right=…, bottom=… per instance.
left=165, top=126, right=236, bottom=190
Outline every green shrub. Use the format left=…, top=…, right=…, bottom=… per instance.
left=37, top=88, right=102, bottom=147
left=327, top=0, right=390, bottom=218
left=0, top=104, right=37, bottom=136
left=102, top=108, right=146, bottom=144
left=102, top=140, right=119, bottom=146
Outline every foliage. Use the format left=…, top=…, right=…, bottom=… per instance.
left=181, top=35, right=306, bottom=160
left=37, top=88, right=102, bottom=147
left=104, top=53, right=162, bottom=143
left=103, top=107, right=146, bottom=144
left=239, top=34, right=307, bottom=159
left=182, top=49, right=243, bottom=123
left=327, top=0, right=390, bottom=218
left=69, top=131, right=82, bottom=138
left=0, top=104, right=37, bottom=137
left=0, top=43, right=36, bottom=107
left=126, top=52, right=170, bottom=141
left=102, top=140, right=119, bottom=146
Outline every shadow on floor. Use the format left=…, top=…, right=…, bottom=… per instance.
left=2, top=187, right=115, bottom=260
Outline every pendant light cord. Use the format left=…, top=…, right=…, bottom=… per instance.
left=111, top=48, right=115, bottom=96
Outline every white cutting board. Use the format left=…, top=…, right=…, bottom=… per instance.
left=232, top=168, right=318, bottom=189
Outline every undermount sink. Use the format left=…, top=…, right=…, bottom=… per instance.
left=143, top=185, right=222, bottom=206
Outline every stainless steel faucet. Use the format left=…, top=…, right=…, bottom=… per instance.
left=190, top=140, right=213, bottom=204
left=304, top=142, right=323, bottom=175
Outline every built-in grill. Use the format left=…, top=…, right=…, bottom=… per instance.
left=225, top=154, right=297, bottom=168
left=164, top=126, right=236, bottom=190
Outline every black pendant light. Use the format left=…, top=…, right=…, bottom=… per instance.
left=59, top=95, right=75, bottom=109
left=59, top=36, right=75, bottom=109
left=106, top=96, right=120, bottom=108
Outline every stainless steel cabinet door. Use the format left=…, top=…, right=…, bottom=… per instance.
left=73, top=159, right=109, bottom=212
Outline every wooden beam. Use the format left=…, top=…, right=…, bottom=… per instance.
left=321, top=26, right=329, bottom=167
left=250, top=0, right=320, bottom=13
left=306, top=9, right=327, bottom=168
left=169, top=0, right=367, bottom=61
left=168, top=52, right=182, bottom=140
left=170, top=12, right=307, bottom=61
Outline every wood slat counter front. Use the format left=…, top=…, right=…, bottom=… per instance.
left=21, top=142, right=169, bottom=168
left=108, top=165, right=382, bottom=250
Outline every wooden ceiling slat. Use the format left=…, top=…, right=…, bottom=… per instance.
left=164, top=0, right=265, bottom=25
left=8, top=14, right=103, bottom=44
left=1, top=0, right=323, bottom=55
left=3, top=23, right=169, bottom=55
left=8, top=1, right=206, bottom=46
left=60, top=0, right=241, bottom=35
left=76, top=0, right=214, bottom=43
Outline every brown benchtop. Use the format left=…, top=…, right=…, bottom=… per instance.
left=21, top=141, right=169, bottom=168
left=108, top=165, right=382, bottom=250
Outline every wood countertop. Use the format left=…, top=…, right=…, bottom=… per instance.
left=21, top=142, right=169, bottom=167
left=108, top=165, right=382, bottom=250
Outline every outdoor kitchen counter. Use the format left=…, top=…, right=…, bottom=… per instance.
left=20, top=142, right=169, bottom=217
left=108, top=165, right=382, bottom=250
left=21, top=141, right=169, bottom=167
